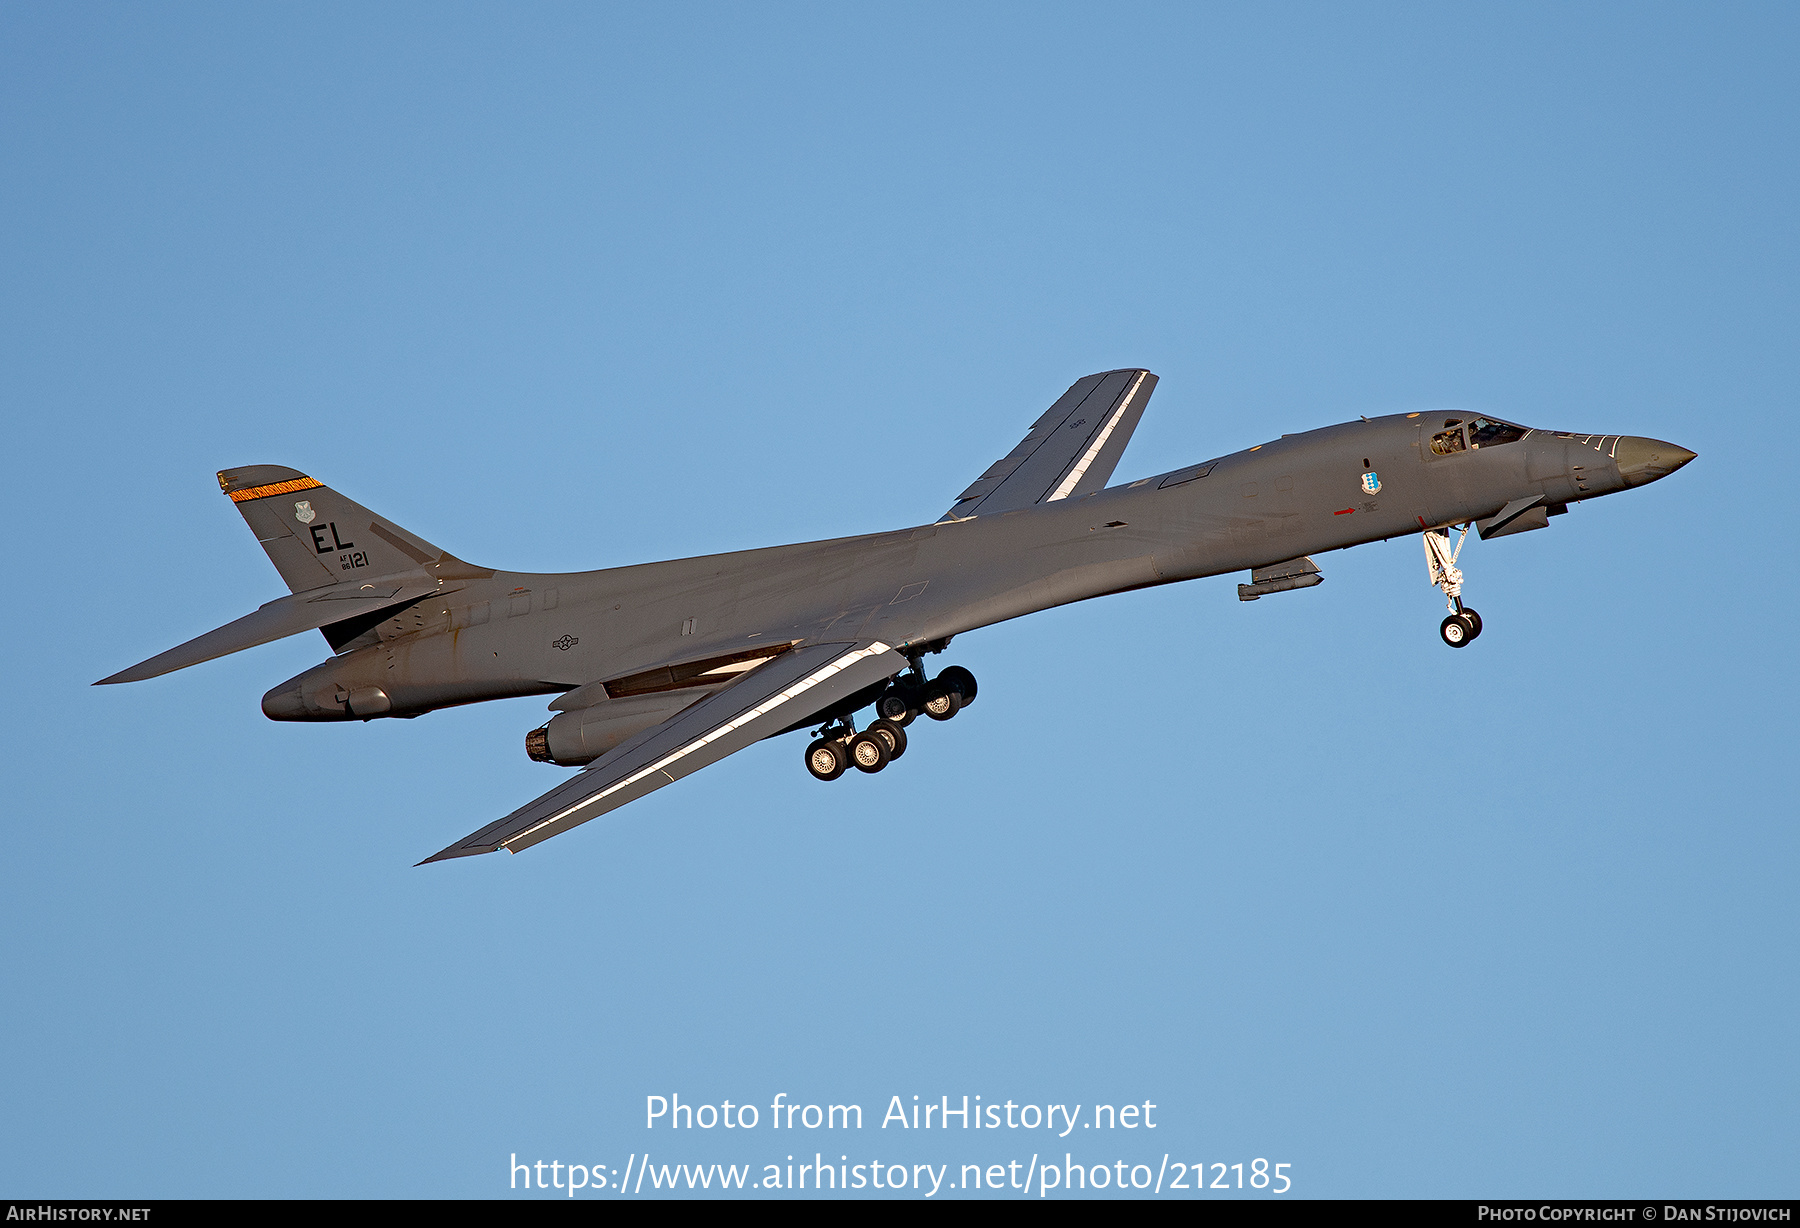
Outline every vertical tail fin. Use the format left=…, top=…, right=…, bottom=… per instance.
left=217, top=465, right=452, bottom=592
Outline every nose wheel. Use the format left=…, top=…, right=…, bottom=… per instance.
left=1424, top=527, right=1484, bottom=647
left=1440, top=611, right=1481, bottom=647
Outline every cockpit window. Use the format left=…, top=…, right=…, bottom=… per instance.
left=1430, top=427, right=1467, bottom=455
left=1468, top=417, right=1527, bottom=447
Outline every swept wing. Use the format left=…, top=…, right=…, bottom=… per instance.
left=422, top=639, right=901, bottom=862
left=940, top=368, right=1156, bottom=522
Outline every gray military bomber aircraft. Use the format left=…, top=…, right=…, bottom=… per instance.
left=98, top=370, right=1694, bottom=863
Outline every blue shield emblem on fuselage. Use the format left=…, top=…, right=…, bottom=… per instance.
left=1360, top=471, right=1381, bottom=495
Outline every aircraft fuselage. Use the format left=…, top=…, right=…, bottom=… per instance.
left=260, top=412, right=1688, bottom=725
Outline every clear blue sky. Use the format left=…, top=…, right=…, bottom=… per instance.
left=2, top=2, right=1794, bottom=1199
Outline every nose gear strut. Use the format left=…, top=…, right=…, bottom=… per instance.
left=1424, top=525, right=1483, bottom=647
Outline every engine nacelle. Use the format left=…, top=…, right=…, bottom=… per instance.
left=526, top=689, right=720, bottom=766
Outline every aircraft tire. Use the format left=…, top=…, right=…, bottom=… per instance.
left=1461, top=608, right=1483, bottom=639
left=806, top=739, right=848, bottom=781
left=1440, top=614, right=1476, bottom=648
left=868, top=718, right=908, bottom=761
left=922, top=681, right=961, bottom=721
left=848, top=731, right=890, bottom=773
left=875, top=689, right=915, bottom=726
left=938, top=665, right=977, bottom=706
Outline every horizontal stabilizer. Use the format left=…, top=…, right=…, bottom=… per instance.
left=422, top=640, right=902, bottom=863
left=941, top=369, right=1157, bottom=521
left=95, top=574, right=441, bottom=685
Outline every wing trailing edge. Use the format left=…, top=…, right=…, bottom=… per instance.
left=421, top=640, right=902, bottom=863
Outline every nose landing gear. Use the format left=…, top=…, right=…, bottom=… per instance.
left=1425, top=525, right=1483, bottom=648
left=1440, top=611, right=1479, bottom=647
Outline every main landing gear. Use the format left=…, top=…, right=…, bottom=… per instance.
left=1424, top=525, right=1483, bottom=648
left=802, top=662, right=976, bottom=781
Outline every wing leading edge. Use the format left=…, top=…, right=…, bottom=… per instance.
left=939, top=368, right=1156, bottom=522
left=421, top=640, right=900, bottom=863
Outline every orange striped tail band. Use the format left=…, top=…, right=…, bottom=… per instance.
left=225, top=476, right=323, bottom=503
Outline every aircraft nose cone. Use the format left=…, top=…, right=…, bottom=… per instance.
left=1615, top=436, right=1696, bottom=488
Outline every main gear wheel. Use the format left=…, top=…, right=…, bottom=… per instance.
left=805, top=738, right=847, bottom=781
